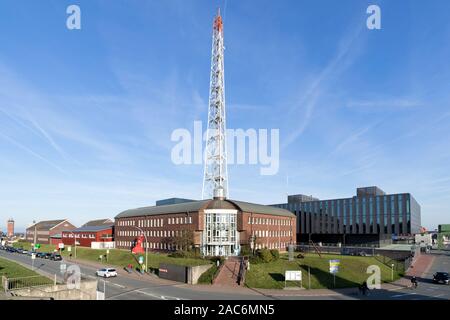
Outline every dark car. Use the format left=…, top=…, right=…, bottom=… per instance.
left=433, top=272, right=449, bottom=284
left=37, top=252, right=47, bottom=258
left=44, top=253, right=52, bottom=259
left=16, top=248, right=23, bottom=254
left=50, top=254, right=63, bottom=261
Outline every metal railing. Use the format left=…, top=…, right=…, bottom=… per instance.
left=5, top=275, right=54, bottom=292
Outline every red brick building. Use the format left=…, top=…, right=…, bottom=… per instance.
left=26, top=219, right=77, bottom=245
left=62, top=224, right=114, bottom=248
left=7, top=218, right=14, bottom=238
left=114, top=197, right=296, bottom=256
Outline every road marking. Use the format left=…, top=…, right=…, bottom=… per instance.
left=433, top=294, right=445, bottom=298
left=135, top=290, right=184, bottom=300
left=111, top=283, right=126, bottom=289
left=391, top=293, right=417, bottom=298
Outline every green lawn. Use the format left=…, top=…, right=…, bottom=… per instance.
left=14, top=241, right=210, bottom=271
left=245, top=253, right=403, bottom=289
left=0, top=257, right=53, bottom=289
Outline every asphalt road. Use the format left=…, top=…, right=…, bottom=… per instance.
left=0, top=250, right=268, bottom=300
left=1, top=249, right=449, bottom=300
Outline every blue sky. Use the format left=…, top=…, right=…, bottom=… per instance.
left=0, top=0, right=449, bottom=231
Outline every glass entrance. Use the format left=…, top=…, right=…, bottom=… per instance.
left=202, top=210, right=239, bottom=256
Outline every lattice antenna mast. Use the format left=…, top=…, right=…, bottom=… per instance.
left=202, top=9, right=229, bottom=200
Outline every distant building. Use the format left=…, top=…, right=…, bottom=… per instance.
left=155, top=198, right=196, bottom=206
left=62, top=225, right=114, bottom=248
left=82, top=219, right=114, bottom=227
left=26, top=220, right=77, bottom=245
left=272, top=186, right=421, bottom=246
left=7, top=219, right=14, bottom=238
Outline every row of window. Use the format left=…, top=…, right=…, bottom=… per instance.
left=252, top=230, right=292, bottom=238
left=168, top=217, right=193, bottom=225
left=254, top=242, right=289, bottom=250
left=118, top=218, right=164, bottom=228
left=26, top=231, right=49, bottom=235
left=62, top=233, right=96, bottom=239
left=118, top=216, right=194, bottom=228
left=118, top=229, right=188, bottom=238
left=248, top=217, right=292, bottom=226
left=26, top=237, right=48, bottom=242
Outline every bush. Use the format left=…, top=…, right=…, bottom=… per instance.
left=249, top=255, right=263, bottom=264
left=240, top=245, right=252, bottom=256
left=270, top=249, right=280, bottom=261
left=209, top=256, right=225, bottom=265
left=257, top=248, right=273, bottom=263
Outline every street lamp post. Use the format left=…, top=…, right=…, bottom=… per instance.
left=132, top=226, right=148, bottom=273
left=33, top=220, right=37, bottom=249
left=68, top=231, right=77, bottom=259
left=391, top=263, right=395, bottom=281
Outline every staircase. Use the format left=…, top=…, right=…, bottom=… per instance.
left=213, top=257, right=241, bottom=287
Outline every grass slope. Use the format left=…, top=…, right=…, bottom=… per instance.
left=0, top=257, right=53, bottom=289
left=245, top=253, right=403, bottom=289
left=14, top=241, right=210, bottom=271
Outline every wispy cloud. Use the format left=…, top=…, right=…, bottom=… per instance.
left=282, top=24, right=366, bottom=149
left=346, top=98, right=423, bottom=111
left=0, top=131, right=66, bottom=174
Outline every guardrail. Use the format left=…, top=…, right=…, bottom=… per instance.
left=4, top=275, right=54, bottom=292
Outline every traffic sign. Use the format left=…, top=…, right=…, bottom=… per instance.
left=31, top=253, right=36, bottom=260
left=138, top=256, right=144, bottom=264
left=329, top=259, right=340, bottom=274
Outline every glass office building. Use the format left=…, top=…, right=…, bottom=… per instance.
left=272, top=186, right=421, bottom=245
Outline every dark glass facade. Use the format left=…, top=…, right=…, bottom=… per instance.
left=272, top=187, right=421, bottom=244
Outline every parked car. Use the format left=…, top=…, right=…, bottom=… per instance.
left=96, top=268, right=117, bottom=278
left=36, top=252, right=47, bottom=258
left=50, top=254, right=63, bottom=261
left=16, top=248, right=24, bottom=254
left=44, top=253, right=52, bottom=259
left=21, top=249, right=29, bottom=254
left=433, top=272, right=449, bottom=285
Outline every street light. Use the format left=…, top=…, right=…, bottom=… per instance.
left=391, top=263, right=395, bottom=281
left=67, top=231, right=77, bottom=259
left=131, top=226, right=148, bottom=273
left=33, top=220, right=37, bottom=249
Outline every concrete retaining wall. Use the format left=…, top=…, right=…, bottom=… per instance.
left=187, top=264, right=213, bottom=284
left=12, top=280, right=97, bottom=300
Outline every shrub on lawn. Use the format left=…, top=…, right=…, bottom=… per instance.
left=240, top=245, right=252, bottom=256
left=270, top=249, right=280, bottom=261
left=249, top=255, right=262, bottom=264
left=209, top=256, right=225, bottom=265
left=256, top=248, right=273, bottom=263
